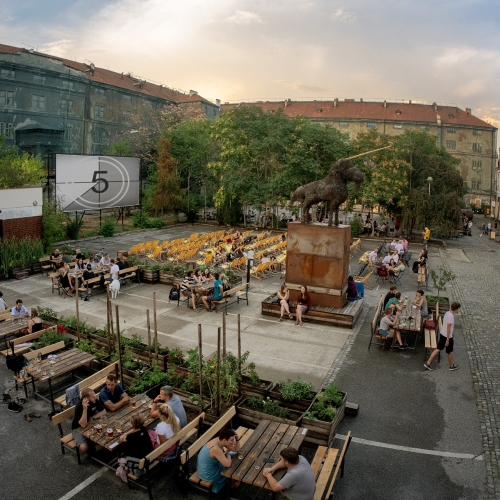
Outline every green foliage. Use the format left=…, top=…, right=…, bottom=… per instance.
left=99, top=216, right=116, bottom=237
left=112, top=345, right=148, bottom=372
left=426, top=295, right=449, bottom=304
left=0, top=237, right=44, bottom=277
left=34, top=329, right=70, bottom=349
left=128, top=361, right=171, bottom=396
left=131, top=211, right=165, bottom=229
left=75, top=339, right=107, bottom=360
left=350, top=217, right=363, bottom=237
left=304, top=382, right=344, bottom=422
left=167, top=347, right=185, bottom=366
left=42, top=201, right=69, bottom=250
left=0, top=138, right=44, bottom=188
left=59, top=316, right=96, bottom=335
left=38, top=307, right=58, bottom=321
left=65, top=216, right=84, bottom=240
left=278, top=379, right=315, bottom=402
left=430, top=266, right=456, bottom=297
left=246, top=397, right=289, bottom=418
left=105, top=139, right=135, bottom=157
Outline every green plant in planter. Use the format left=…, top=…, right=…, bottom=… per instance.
left=426, top=295, right=449, bottom=304
left=34, top=329, right=70, bottom=349
left=246, top=397, right=289, bottom=418
left=59, top=315, right=96, bottom=335
left=151, top=339, right=170, bottom=356
left=304, top=382, right=344, bottom=422
left=278, top=379, right=315, bottom=402
left=75, top=339, right=107, bottom=360
left=128, top=361, right=170, bottom=396
left=167, top=347, right=185, bottom=366
left=122, top=333, right=146, bottom=351
left=38, top=306, right=58, bottom=322
left=111, top=345, right=148, bottom=372
left=430, top=266, right=456, bottom=297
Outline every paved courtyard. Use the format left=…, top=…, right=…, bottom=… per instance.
left=0, top=222, right=497, bottom=499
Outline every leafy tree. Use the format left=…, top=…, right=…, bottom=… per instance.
left=104, top=139, right=135, bottom=157
left=0, top=138, right=44, bottom=188
left=42, top=200, right=69, bottom=250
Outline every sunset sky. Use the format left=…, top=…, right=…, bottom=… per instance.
left=2, top=0, right=500, bottom=128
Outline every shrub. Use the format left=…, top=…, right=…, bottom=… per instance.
left=278, top=379, right=315, bottom=402
left=99, top=216, right=116, bottom=237
left=0, top=237, right=44, bottom=277
left=132, top=212, right=164, bottom=229
left=34, top=329, right=70, bottom=349
left=66, top=217, right=84, bottom=239
left=350, top=217, right=363, bottom=237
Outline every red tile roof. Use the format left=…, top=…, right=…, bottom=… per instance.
left=221, top=99, right=495, bottom=129
left=0, top=43, right=213, bottom=106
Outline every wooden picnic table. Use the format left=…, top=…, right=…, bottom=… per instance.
left=78, top=394, right=156, bottom=452
left=0, top=319, right=29, bottom=348
left=394, top=299, right=423, bottom=353
left=28, top=348, right=95, bottom=411
left=222, top=419, right=308, bottom=497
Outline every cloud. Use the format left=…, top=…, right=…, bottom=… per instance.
left=224, top=10, right=263, bottom=25
left=39, top=39, right=75, bottom=58
left=331, top=8, right=356, bottom=23
left=282, top=81, right=330, bottom=93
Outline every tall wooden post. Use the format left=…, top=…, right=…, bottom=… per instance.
left=153, top=292, right=158, bottom=361
left=237, top=314, right=242, bottom=396
left=216, top=327, right=221, bottom=417
left=106, top=289, right=112, bottom=354
left=198, top=324, right=204, bottom=411
left=115, top=305, right=124, bottom=386
left=222, top=312, right=227, bottom=360
left=75, top=285, right=80, bottom=342
left=147, top=309, right=152, bottom=363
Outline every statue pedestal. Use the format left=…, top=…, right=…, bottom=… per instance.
left=285, top=222, right=350, bottom=309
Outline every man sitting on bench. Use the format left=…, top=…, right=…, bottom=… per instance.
left=262, top=447, right=316, bottom=500
left=181, top=271, right=201, bottom=311
left=149, top=385, right=187, bottom=427
left=202, top=272, right=223, bottom=311
left=72, top=388, right=107, bottom=453
left=99, top=374, right=131, bottom=412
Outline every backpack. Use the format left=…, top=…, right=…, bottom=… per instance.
left=169, top=287, right=179, bottom=301
left=6, top=342, right=26, bottom=375
left=147, top=429, right=159, bottom=449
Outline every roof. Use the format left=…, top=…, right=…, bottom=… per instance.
left=221, top=100, right=495, bottom=129
left=0, top=43, right=214, bottom=106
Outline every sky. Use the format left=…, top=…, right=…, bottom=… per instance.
left=2, top=0, right=500, bottom=128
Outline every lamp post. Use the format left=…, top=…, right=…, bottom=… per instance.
left=427, top=176, right=433, bottom=196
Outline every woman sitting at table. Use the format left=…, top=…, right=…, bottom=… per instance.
left=220, top=273, right=231, bottom=292
left=413, top=289, right=429, bottom=318
left=119, top=414, right=154, bottom=476
left=386, top=259, right=397, bottom=283
left=28, top=308, right=43, bottom=334
left=197, top=428, right=240, bottom=493
left=201, top=268, right=214, bottom=282
left=378, top=308, right=406, bottom=350
left=227, top=244, right=238, bottom=262
left=193, top=268, right=203, bottom=284
left=155, top=404, right=181, bottom=461
left=277, top=285, right=292, bottom=321
left=75, top=258, right=85, bottom=271
left=56, top=262, right=74, bottom=294
left=295, top=285, right=310, bottom=326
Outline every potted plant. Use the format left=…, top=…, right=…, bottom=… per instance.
left=236, top=396, right=302, bottom=427
left=302, top=382, right=347, bottom=445
left=37, top=306, right=59, bottom=325
left=33, top=327, right=71, bottom=350
left=158, top=263, right=177, bottom=285
left=428, top=265, right=455, bottom=314
left=238, top=351, right=273, bottom=398
left=140, top=263, right=160, bottom=284
left=269, top=378, right=316, bottom=412
left=128, top=360, right=172, bottom=397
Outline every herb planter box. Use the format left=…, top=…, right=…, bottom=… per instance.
left=159, top=271, right=177, bottom=286
left=140, top=268, right=159, bottom=284
left=268, top=386, right=316, bottom=412
left=236, top=398, right=302, bottom=427
left=427, top=297, right=450, bottom=316
left=301, top=392, right=347, bottom=446
left=240, top=376, right=274, bottom=399
left=8, top=265, right=32, bottom=279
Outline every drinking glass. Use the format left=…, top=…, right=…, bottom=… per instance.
left=107, top=427, right=114, bottom=439
left=115, top=421, right=122, bottom=434
left=95, top=423, right=102, bottom=435
left=50, top=367, right=55, bottom=377
left=101, top=416, right=108, bottom=427
left=131, top=399, right=136, bottom=409
left=141, top=397, right=147, bottom=405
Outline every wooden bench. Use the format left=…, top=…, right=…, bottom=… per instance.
left=423, top=304, right=439, bottom=360
left=0, top=308, right=13, bottom=322
left=0, top=325, right=56, bottom=357
left=368, top=295, right=387, bottom=350
left=311, top=431, right=352, bottom=500
left=118, top=265, right=140, bottom=284
left=52, top=405, right=82, bottom=464
left=417, top=263, right=429, bottom=290
left=53, top=361, right=118, bottom=408
left=77, top=274, right=109, bottom=300
left=126, top=412, right=205, bottom=500
left=180, top=406, right=237, bottom=497
left=39, top=256, right=53, bottom=276
left=212, top=283, right=249, bottom=313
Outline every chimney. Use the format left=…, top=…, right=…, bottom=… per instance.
left=360, top=98, right=363, bottom=103
left=216, top=99, right=221, bottom=106
left=433, top=102, right=438, bottom=111
left=383, top=100, right=387, bottom=108
left=189, top=90, right=198, bottom=97
left=466, top=107, right=471, bottom=114
left=437, top=114, right=441, bottom=125
left=284, top=98, right=291, bottom=107
left=333, top=98, right=338, bottom=107
left=409, top=100, right=412, bottom=104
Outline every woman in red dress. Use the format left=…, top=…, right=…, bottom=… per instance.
left=295, top=285, right=310, bottom=326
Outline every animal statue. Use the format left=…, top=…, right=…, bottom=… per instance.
left=290, top=159, right=365, bottom=226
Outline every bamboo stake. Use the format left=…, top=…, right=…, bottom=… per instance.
left=222, top=312, right=226, bottom=360
left=115, top=305, right=123, bottom=386
left=344, top=144, right=393, bottom=161
left=75, top=283, right=80, bottom=342
left=216, top=327, right=221, bottom=417
left=106, top=288, right=112, bottom=354
left=198, top=324, right=204, bottom=411
left=153, top=292, right=158, bottom=361
left=147, top=309, right=151, bottom=363
left=237, top=314, right=242, bottom=397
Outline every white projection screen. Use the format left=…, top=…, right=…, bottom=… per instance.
left=56, top=155, right=140, bottom=212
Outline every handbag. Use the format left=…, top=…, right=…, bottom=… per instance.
left=423, top=319, right=436, bottom=330
left=6, top=341, right=26, bottom=375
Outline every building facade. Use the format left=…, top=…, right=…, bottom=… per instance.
left=221, top=99, right=498, bottom=203
left=0, top=43, right=219, bottom=172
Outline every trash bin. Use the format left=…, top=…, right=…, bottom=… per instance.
left=490, top=231, right=496, bottom=240
left=356, top=282, right=365, bottom=298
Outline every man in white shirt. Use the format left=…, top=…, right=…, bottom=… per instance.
left=0, top=291, right=6, bottom=311
left=11, top=299, right=29, bottom=318
left=109, top=259, right=120, bottom=281
left=100, top=253, right=111, bottom=268
left=395, top=241, right=405, bottom=255
left=391, top=252, right=399, bottom=264
left=368, top=248, right=378, bottom=266
left=382, top=254, right=392, bottom=265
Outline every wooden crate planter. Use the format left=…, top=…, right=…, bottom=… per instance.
left=301, top=392, right=347, bottom=446
left=240, top=377, right=273, bottom=399
left=268, top=386, right=316, bottom=412
left=159, top=271, right=177, bottom=286
left=236, top=398, right=302, bottom=427
left=140, top=268, right=159, bottom=284
left=427, top=297, right=450, bottom=316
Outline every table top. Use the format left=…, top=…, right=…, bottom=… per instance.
left=0, top=319, right=29, bottom=338
left=394, top=300, right=422, bottom=333
left=79, top=394, right=157, bottom=450
left=28, top=348, right=95, bottom=382
left=222, top=419, right=308, bottom=489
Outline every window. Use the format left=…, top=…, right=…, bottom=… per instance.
left=473, top=129, right=482, bottom=136
left=420, top=125, right=430, bottom=132
left=472, top=160, right=482, bottom=171
left=0, top=90, right=14, bottom=106
left=472, top=143, right=482, bottom=152
left=0, top=69, right=15, bottom=79
left=446, top=140, right=456, bottom=149
left=339, top=122, right=349, bottom=128
left=95, top=89, right=105, bottom=96
left=447, top=127, right=456, bottom=134
left=122, top=111, right=131, bottom=123
left=94, top=105, right=105, bottom=119
left=472, top=180, right=481, bottom=190
left=393, top=124, right=403, bottom=129
left=64, top=125, right=73, bottom=141
left=122, top=95, right=132, bottom=102
left=33, top=75, right=46, bottom=84
left=93, top=129, right=104, bottom=143
left=366, top=122, right=377, bottom=129
left=61, top=99, right=73, bottom=114
left=31, top=94, right=45, bottom=111
left=62, top=80, right=74, bottom=90
left=0, top=122, right=12, bottom=138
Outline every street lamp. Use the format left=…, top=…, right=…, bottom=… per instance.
left=427, top=176, right=433, bottom=196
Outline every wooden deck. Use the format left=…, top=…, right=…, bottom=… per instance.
left=261, top=295, right=364, bottom=329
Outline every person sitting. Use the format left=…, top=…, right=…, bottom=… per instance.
left=193, top=268, right=203, bottom=284
left=412, top=249, right=428, bottom=273
left=116, top=257, right=125, bottom=271
left=150, top=385, right=188, bottom=427
left=394, top=261, right=405, bottom=277
left=99, top=374, right=130, bottom=412
left=82, top=263, right=95, bottom=282
left=100, top=253, right=111, bottom=268
left=0, top=291, right=7, bottom=311
left=71, top=388, right=106, bottom=454
left=386, top=259, right=397, bottom=283
left=384, top=285, right=397, bottom=309
left=181, top=271, right=201, bottom=311
left=382, top=253, right=393, bottom=266
left=202, top=272, right=223, bottom=311
left=295, top=285, right=310, bottom=326
left=413, top=289, right=429, bottom=318
left=201, top=268, right=214, bottom=282
left=75, top=258, right=85, bottom=272
left=197, top=428, right=240, bottom=494
left=233, top=230, right=241, bottom=241
left=262, top=447, right=316, bottom=500
left=154, top=404, right=181, bottom=461
left=391, top=251, right=400, bottom=264
left=347, top=276, right=362, bottom=301
left=28, top=308, right=43, bottom=333
left=11, top=299, right=29, bottom=319
left=368, top=248, right=378, bottom=267
left=380, top=222, right=387, bottom=235
left=385, top=292, right=402, bottom=311
left=395, top=240, right=405, bottom=255
left=50, top=249, right=61, bottom=270
left=378, top=308, right=406, bottom=349
left=119, top=414, right=154, bottom=476
left=277, top=285, right=292, bottom=321
left=261, top=252, right=271, bottom=264
left=75, top=248, right=85, bottom=260
left=216, top=246, right=227, bottom=264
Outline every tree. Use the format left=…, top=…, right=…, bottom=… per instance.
left=0, top=137, right=44, bottom=188
left=104, top=139, right=135, bottom=157
left=42, top=200, right=69, bottom=250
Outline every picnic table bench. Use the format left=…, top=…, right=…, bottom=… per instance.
left=78, top=266, right=140, bottom=300
left=211, top=283, right=249, bottom=313
left=0, top=325, right=55, bottom=357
